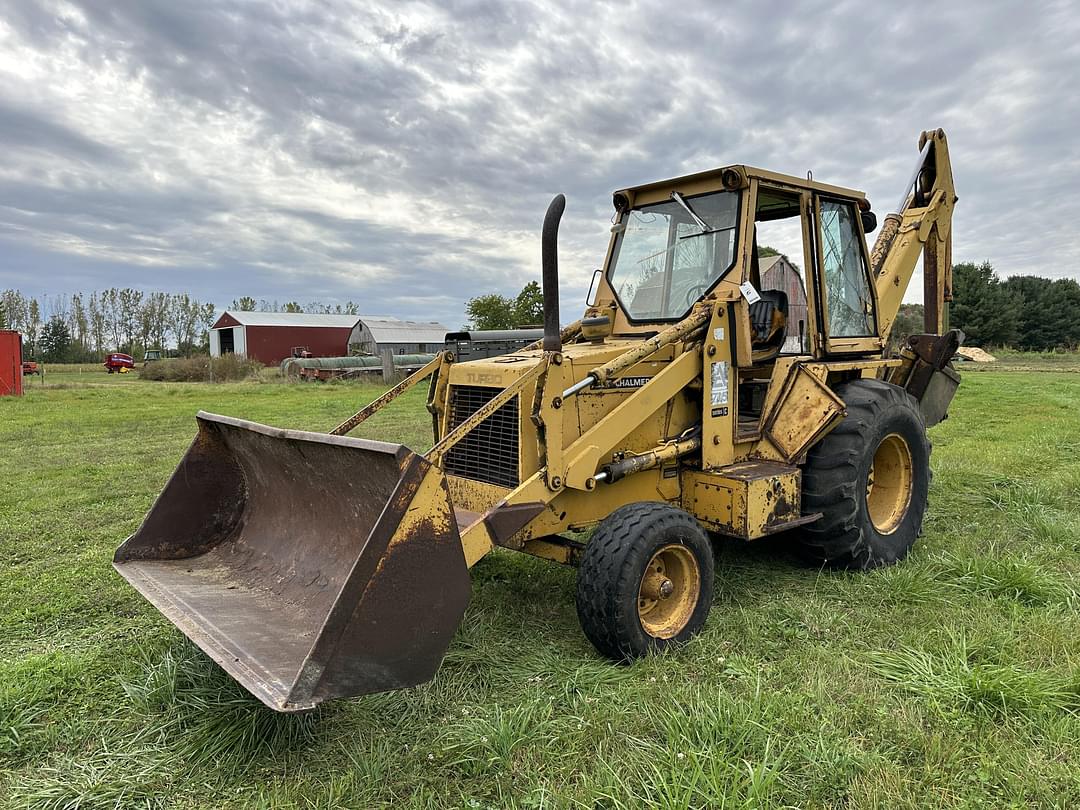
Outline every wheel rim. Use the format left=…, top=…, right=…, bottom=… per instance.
left=637, top=543, right=700, bottom=639
left=866, top=433, right=914, bottom=534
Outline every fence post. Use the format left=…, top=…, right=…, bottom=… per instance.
left=380, top=348, right=396, bottom=384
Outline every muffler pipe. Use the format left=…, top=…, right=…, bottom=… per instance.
left=542, top=194, right=566, bottom=353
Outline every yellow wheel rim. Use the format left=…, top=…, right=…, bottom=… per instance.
left=637, top=544, right=700, bottom=639
left=866, top=433, right=914, bottom=534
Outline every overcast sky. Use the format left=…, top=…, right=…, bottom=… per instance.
left=1, top=0, right=1077, bottom=328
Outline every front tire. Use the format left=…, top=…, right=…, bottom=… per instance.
left=801, top=379, right=930, bottom=570
left=575, top=503, right=714, bottom=661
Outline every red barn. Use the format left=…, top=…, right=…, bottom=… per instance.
left=209, top=312, right=361, bottom=365
left=0, top=330, right=24, bottom=397
left=759, top=254, right=810, bottom=353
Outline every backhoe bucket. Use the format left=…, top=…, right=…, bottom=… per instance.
left=114, top=412, right=470, bottom=712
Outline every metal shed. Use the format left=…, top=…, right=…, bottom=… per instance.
left=348, top=318, right=450, bottom=356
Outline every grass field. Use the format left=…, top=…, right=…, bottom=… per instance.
left=2, top=364, right=1079, bottom=808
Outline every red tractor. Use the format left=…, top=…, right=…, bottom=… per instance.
left=104, top=353, right=135, bottom=373
left=21, top=361, right=38, bottom=376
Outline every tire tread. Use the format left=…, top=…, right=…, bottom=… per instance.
left=576, top=503, right=712, bottom=661
left=801, top=379, right=930, bottom=569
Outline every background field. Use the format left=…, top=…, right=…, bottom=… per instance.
left=2, top=363, right=1079, bottom=808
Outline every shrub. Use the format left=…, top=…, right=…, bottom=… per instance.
left=139, top=354, right=262, bottom=382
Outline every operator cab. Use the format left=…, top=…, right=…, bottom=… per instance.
left=590, top=163, right=882, bottom=441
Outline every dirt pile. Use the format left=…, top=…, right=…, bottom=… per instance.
left=956, top=346, right=996, bottom=363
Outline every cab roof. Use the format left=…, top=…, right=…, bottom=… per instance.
left=616, top=164, right=867, bottom=205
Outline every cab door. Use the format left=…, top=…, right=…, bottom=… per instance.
left=813, top=196, right=881, bottom=354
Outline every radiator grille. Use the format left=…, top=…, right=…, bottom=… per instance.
left=444, top=385, right=520, bottom=488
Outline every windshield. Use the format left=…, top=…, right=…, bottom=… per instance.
left=608, top=190, right=739, bottom=321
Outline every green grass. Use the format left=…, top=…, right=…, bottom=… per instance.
left=961, top=349, right=1080, bottom=373
left=2, top=365, right=1079, bottom=808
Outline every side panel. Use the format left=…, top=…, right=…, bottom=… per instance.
left=762, top=364, right=845, bottom=461
left=0, top=331, right=22, bottom=397
left=683, top=462, right=804, bottom=540
left=701, top=300, right=738, bottom=469
left=242, top=326, right=352, bottom=365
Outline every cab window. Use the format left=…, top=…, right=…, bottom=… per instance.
left=607, top=190, right=739, bottom=321
left=819, top=199, right=875, bottom=337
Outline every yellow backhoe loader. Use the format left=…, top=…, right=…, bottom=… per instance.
left=115, top=130, right=962, bottom=711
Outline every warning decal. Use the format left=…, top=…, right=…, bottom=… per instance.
left=710, top=360, right=729, bottom=406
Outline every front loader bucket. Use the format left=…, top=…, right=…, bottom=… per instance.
left=114, top=412, right=470, bottom=712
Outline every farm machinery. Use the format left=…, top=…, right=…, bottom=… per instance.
left=115, top=130, right=961, bottom=711
left=104, top=353, right=135, bottom=373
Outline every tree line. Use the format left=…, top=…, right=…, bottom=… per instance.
left=4, top=260, right=1074, bottom=363
left=0, top=290, right=372, bottom=363
left=950, top=262, right=1080, bottom=350
left=0, top=289, right=216, bottom=363
left=228, top=297, right=362, bottom=314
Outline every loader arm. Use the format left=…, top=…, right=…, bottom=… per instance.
left=451, top=307, right=709, bottom=567
left=870, top=129, right=957, bottom=339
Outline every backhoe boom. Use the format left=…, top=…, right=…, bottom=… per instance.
left=871, top=129, right=957, bottom=337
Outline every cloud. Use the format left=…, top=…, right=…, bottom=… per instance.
left=0, top=0, right=1077, bottom=329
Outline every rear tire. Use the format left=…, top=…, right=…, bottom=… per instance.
left=575, top=503, right=714, bottom=661
left=801, top=379, right=930, bottom=570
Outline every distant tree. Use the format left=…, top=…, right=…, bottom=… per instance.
left=888, top=303, right=925, bottom=351
left=27, top=298, right=41, bottom=356
left=1, top=290, right=28, bottom=332
left=169, top=294, right=202, bottom=355
left=118, top=288, right=143, bottom=352
left=283, top=301, right=303, bottom=313
left=999, top=275, right=1080, bottom=351
left=950, top=261, right=1019, bottom=347
left=198, top=301, right=216, bottom=352
left=88, top=292, right=106, bottom=355
left=1051, top=278, right=1080, bottom=349
left=231, top=296, right=257, bottom=311
left=1001, top=275, right=1053, bottom=351
left=465, top=293, right=516, bottom=330
left=466, top=281, right=552, bottom=330
left=39, top=315, right=72, bottom=362
left=102, top=288, right=122, bottom=350
left=145, top=292, right=170, bottom=351
left=513, top=281, right=544, bottom=327
left=70, top=293, right=88, bottom=350
left=46, top=294, right=69, bottom=324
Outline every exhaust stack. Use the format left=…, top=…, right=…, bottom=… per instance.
left=542, top=194, right=565, bottom=352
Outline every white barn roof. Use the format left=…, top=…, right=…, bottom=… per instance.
left=219, top=311, right=361, bottom=328
left=758, top=254, right=784, bottom=273
left=359, top=317, right=450, bottom=344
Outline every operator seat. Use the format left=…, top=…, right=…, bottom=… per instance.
left=749, top=290, right=788, bottom=363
